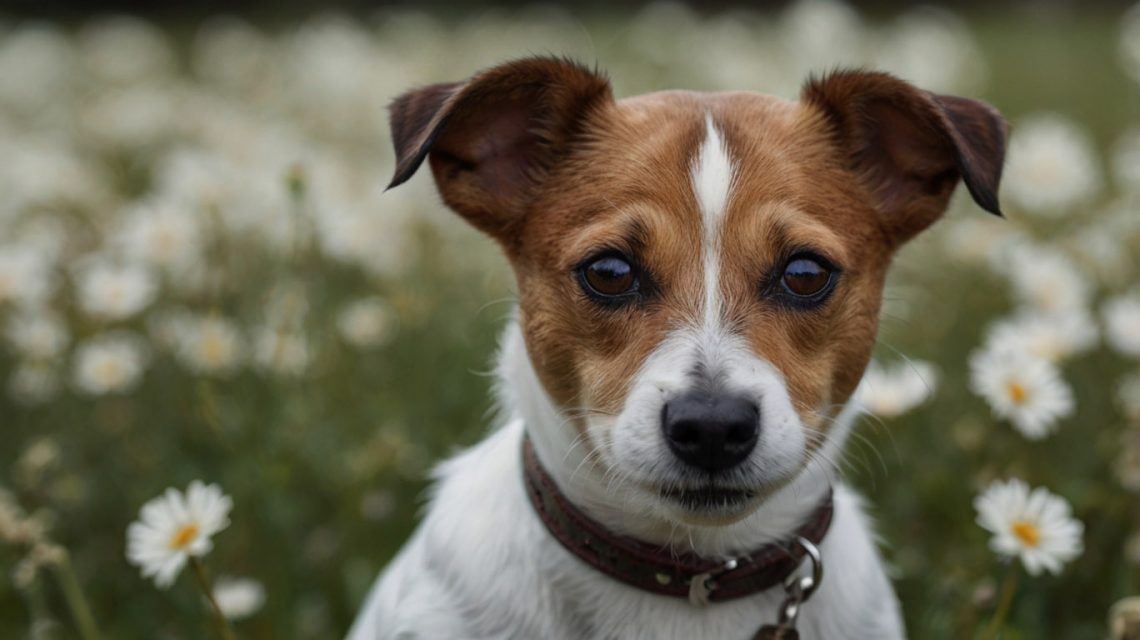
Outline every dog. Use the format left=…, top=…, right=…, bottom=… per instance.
left=348, top=57, right=1007, bottom=640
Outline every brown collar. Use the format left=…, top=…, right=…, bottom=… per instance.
left=522, top=436, right=833, bottom=605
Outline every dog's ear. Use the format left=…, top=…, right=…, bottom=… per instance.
left=387, top=57, right=613, bottom=239
left=802, top=70, right=1009, bottom=244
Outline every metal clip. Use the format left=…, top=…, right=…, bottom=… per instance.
left=776, top=537, right=823, bottom=628
left=688, top=557, right=741, bottom=606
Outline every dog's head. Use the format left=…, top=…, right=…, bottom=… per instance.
left=388, top=57, right=1007, bottom=526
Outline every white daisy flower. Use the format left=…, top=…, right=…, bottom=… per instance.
left=779, top=0, right=864, bottom=77
left=1003, top=245, right=1092, bottom=315
left=1003, top=114, right=1100, bottom=216
left=855, top=359, right=939, bottom=418
left=938, top=216, right=1020, bottom=267
left=126, top=481, right=233, bottom=589
left=117, top=200, right=202, bottom=271
left=72, top=332, right=149, bottom=396
left=0, top=246, right=55, bottom=308
left=974, top=478, right=1083, bottom=576
left=969, top=344, right=1074, bottom=439
left=874, top=8, right=986, bottom=94
left=79, top=16, right=173, bottom=85
left=174, top=314, right=245, bottom=375
left=1104, top=294, right=1140, bottom=357
left=191, top=18, right=274, bottom=90
left=253, top=328, right=310, bottom=377
left=1071, top=226, right=1134, bottom=289
left=75, top=261, right=158, bottom=321
left=81, top=85, right=178, bottom=149
left=212, top=576, right=266, bottom=620
left=5, top=308, right=69, bottom=361
left=0, top=25, right=74, bottom=115
left=336, top=297, right=396, bottom=348
left=315, top=199, right=414, bottom=279
left=983, top=311, right=1098, bottom=364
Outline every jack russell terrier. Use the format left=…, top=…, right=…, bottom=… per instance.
left=349, top=57, right=1007, bottom=640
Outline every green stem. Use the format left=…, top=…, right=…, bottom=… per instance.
left=980, top=565, right=1021, bottom=640
left=190, top=557, right=237, bottom=640
left=51, top=552, right=102, bottom=640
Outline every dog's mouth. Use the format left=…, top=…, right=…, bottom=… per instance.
left=660, top=486, right=757, bottom=511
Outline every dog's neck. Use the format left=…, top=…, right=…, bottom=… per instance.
left=495, top=318, right=854, bottom=558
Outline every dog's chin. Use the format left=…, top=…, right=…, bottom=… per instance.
left=652, top=467, right=803, bottom=527
left=659, top=487, right=763, bottom=526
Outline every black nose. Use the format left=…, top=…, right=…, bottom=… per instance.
left=662, top=392, right=759, bottom=472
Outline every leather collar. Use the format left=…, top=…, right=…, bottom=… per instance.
left=521, top=436, right=833, bottom=604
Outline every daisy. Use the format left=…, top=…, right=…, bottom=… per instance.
left=174, top=314, right=245, bottom=375
left=75, top=261, right=158, bottom=321
left=855, top=359, right=939, bottom=418
left=213, top=576, right=266, bottom=620
left=938, top=216, right=1020, bottom=267
left=5, top=308, right=69, bottom=361
left=873, top=8, right=985, bottom=95
left=974, top=478, right=1083, bottom=576
left=1003, top=245, right=1092, bottom=315
left=0, top=246, right=55, bottom=308
left=126, top=481, right=233, bottom=589
left=117, top=200, right=202, bottom=271
left=315, top=200, right=414, bottom=279
left=253, top=328, right=310, bottom=377
left=72, top=332, right=148, bottom=396
left=969, top=344, right=1074, bottom=439
left=79, top=16, right=173, bottom=84
left=1103, top=294, right=1140, bottom=357
left=1071, top=226, right=1133, bottom=288
left=983, top=311, right=1098, bottom=364
left=1003, top=114, right=1100, bottom=216
left=336, top=297, right=396, bottom=348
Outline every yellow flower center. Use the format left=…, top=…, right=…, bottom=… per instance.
left=94, top=359, right=125, bottom=385
left=107, top=284, right=127, bottom=307
left=169, top=523, right=200, bottom=550
left=200, top=332, right=227, bottom=365
left=1029, top=157, right=1062, bottom=185
left=1011, top=520, right=1040, bottom=547
left=1007, top=381, right=1029, bottom=405
left=155, top=230, right=178, bottom=253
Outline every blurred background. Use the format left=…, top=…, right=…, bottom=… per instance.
left=1, top=0, right=1139, bottom=638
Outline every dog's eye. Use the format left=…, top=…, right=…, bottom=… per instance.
left=582, top=255, right=638, bottom=298
left=781, top=256, right=832, bottom=297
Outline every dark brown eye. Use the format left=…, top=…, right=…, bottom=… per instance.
left=782, top=257, right=832, bottom=297
left=583, top=255, right=637, bottom=298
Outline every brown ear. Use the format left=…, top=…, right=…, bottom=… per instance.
left=802, top=70, right=1009, bottom=243
left=386, top=57, right=612, bottom=238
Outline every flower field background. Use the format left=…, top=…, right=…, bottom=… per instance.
left=2, top=1, right=1140, bottom=638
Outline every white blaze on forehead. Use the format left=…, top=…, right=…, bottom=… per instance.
left=691, top=113, right=735, bottom=328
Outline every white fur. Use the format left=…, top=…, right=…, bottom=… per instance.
left=348, top=321, right=904, bottom=640
left=694, top=113, right=733, bottom=328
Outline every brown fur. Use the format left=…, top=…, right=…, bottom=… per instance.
left=387, top=58, right=1007, bottom=442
